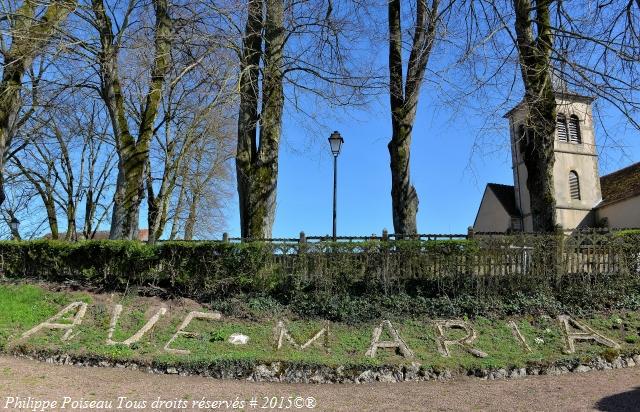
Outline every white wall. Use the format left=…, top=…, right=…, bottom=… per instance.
left=473, top=188, right=512, bottom=232
left=597, top=197, right=640, bottom=229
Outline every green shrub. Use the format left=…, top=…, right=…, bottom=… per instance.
left=0, top=234, right=639, bottom=322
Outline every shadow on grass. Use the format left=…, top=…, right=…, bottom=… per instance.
left=595, top=387, right=640, bottom=411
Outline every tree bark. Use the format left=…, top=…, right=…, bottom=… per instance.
left=183, top=192, right=198, bottom=240
left=236, top=0, right=285, bottom=239
left=169, top=175, right=186, bottom=240
left=108, top=164, right=127, bottom=238
left=252, top=0, right=284, bottom=238
left=513, top=0, right=557, bottom=232
left=236, top=0, right=263, bottom=239
left=387, top=0, right=439, bottom=236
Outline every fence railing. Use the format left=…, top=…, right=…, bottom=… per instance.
left=2, top=229, right=639, bottom=302
left=217, top=229, right=640, bottom=279
left=218, top=230, right=470, bottom=244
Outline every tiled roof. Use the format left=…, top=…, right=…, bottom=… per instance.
left=599, top=162, right=640, bottom=207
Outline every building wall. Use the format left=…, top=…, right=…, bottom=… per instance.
left=473, top=188, right=512, bottom=232
left=597, top=197, right=640, bottom=229
left=507, top=94, right=601, bottom=231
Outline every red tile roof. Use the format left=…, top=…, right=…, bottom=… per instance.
left=599, top=162, right=640, bottom=207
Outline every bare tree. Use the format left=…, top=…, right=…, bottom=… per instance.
left=183, top=111, right=234, bottom=240
left=88, top=0, right=173, bottom=239
left=236, top=0, right=377, bottom=239
left=0, top=0, right=77, bottom=207
left=144, top=10, right=237, bottom=243
left=387, top=0, right=449, bottom=235
left=511, top=0, right=558, bottom=231
left=0, top=173, right=38, bottom=240
left=236, top=0, right=282, bottom=239
left=10, top=95, right=116, bottom=240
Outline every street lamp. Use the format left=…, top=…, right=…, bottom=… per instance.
left=328, top=131, right=344, bottom=241
left=9, top=216, right=20, bottom=240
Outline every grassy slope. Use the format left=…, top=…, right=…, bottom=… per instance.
left=1, top=282, right=639, bottom=372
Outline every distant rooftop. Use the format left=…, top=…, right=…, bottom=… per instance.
left=599, top=162, right=640, bottom=207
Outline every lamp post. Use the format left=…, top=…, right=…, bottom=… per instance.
left=328, top=131, right=344, bottom=241
left=9, top=216, right=20, bottom=240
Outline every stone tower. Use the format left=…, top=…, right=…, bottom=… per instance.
left=505, top=92, right=602, bottom=231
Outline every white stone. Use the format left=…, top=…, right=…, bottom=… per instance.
left=574, top=365, right=591, bottom=373
left=612, top=358, right=624, bottom=369
left=228, top=333, right=250, bottom=345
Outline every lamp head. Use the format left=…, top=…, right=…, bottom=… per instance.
left=9, top=216, right=19, bottom=232
left=328, top=131, right=344, bottom=156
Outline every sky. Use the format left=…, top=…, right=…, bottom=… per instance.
left=220, top=92, right=640, bottom=239
left=210, top=2, right=640, bottom=239
left=7, top=1, right=639, bottom=240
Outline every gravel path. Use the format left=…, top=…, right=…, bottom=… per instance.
left=1, top=356, right=639, bottom=411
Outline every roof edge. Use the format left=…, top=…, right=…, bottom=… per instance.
left=503, top=92, right=595, bottom=119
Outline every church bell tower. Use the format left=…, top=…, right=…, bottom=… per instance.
left=505, top=92, right=602, bottom=231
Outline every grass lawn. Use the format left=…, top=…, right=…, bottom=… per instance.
left=1, top=281, right=640, bottom=374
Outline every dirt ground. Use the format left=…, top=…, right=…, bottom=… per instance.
left=1, top=356, right=639, bottom=411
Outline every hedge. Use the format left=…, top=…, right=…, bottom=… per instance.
left=0, top=234, right=639, bottom=322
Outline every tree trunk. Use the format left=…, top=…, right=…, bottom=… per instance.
left=236, top=0, right=263, bottom=239
left=84, top=189, right=94, bottom=239
left=513, top=0, right=557, bottom=232
left=250, top=0, right=285, bottom=239
left=236, top=0, right=285, bottom=239
left=92, top=0, right=131, bottom=239
left=520, top=125, right=556, bottom=231
left=0, top=58, right=25, bottom=208
left=184, top=192, right=199, bottom=240
left=146, top=157, right=160, bottom=244
left=389, top=123, right=419, bottom=236
left=169, top=177, right=186, bottom=240
left=109, top=164, right=126, bottom=238
left=120, top=0, right=172, bottom=240
left=93, top=0, right=172, bottom=239
left=45, top=197, right=60, bottom=239
left=387, top=0, right=439, bottom=236
left=65, top=207, right=76, bottom=240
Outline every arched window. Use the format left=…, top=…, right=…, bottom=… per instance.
left=556, top=114, right=568, bottom=142
left=569, top=171, right=581, bottom=200
left=568, top=115, right=581, bottom=143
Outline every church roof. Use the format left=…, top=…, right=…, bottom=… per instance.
left=486, top=183, right=520, bottom=217
left=503, top=92, right=594, bottom=119
left=599, top=161, right=640, bottom=207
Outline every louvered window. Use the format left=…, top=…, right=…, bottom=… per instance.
left=557, top=115, right=568, bottom=142
left=569, top=171, right=581, bottom=200
left=568, top=115, right=581, bottom=143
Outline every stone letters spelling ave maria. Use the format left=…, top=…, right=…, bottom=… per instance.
left=19, top=302, right=621, bottom=359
